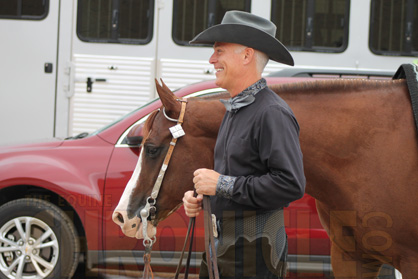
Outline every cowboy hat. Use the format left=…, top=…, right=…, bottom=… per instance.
left=189, top=10, right=294, bottom=66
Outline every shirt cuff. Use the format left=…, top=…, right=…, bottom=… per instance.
left=216, top=175, right=236, bottom=199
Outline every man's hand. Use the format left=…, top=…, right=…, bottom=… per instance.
left=183, top=190, right=203, bottom=217
left=183, top=168, right=220, bottom=218
left=193, top=168, right=220, bottom=196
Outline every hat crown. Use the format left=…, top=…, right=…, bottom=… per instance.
left=221, top=10, right=277, bottom=37
left=189, top=10, right=294, bottom=66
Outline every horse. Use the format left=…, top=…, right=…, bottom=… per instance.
left=113, top=78, right=418, bottom=278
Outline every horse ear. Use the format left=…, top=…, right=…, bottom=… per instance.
left=155, top=79, right=181, bottom=117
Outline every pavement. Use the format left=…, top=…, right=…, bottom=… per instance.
left=78, top=268, right=199, bottom=279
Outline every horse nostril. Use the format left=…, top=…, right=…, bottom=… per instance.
left=116, top=212, right=124, bottom=224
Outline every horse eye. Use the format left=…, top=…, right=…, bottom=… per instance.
left=145, top=145, right=160, bottom=158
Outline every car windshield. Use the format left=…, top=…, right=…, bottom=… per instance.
left=90, top=98, right=160, bottom=136
left=78, top=86, right=225, bottom=140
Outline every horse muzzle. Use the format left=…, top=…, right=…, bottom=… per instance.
left=112, top=209, right=157, bottom=239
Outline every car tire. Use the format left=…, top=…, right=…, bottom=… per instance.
left=0, top=198, right=80, bottom=279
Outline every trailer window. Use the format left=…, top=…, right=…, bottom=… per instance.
left=0, top=0, right=49, bottom=19
left=77, top=0, right=154, bottom=44
left=172, top=0, right=251, bottom=46
left=370, top=0, right=418, bottom=56
left=271, top=0, right=350, bottom=53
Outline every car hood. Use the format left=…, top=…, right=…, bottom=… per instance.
left=0, top=138, right=64, bottom=154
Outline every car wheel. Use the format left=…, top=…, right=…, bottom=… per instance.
left=0, top=198, right=80, bottom=279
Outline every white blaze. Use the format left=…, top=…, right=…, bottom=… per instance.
left=112, top=149, right=157, bottom=239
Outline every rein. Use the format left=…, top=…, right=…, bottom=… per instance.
left=174, top=194, right=220, bottom=279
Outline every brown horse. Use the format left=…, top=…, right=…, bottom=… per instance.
left=113, top=78, right=418, bottom=278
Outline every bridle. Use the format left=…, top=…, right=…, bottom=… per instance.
left=140, top=99, right=187, bottom=278
left=140, top=98, right=219, bottom=279
left=140, top=100, right=187, bottom=247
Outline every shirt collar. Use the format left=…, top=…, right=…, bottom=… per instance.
left=220, top=78, right=267, bottom=112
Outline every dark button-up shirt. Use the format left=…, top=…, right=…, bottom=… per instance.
left=212, top=79, right=306, bottom=270
left=213, top=79, right=306, bottom=217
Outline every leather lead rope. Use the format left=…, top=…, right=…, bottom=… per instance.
left=174, top=215, right=196, bottom=279
left=143, top=253, right=154, bottom=279
left=175, top=189, right=197, bottom=279
left=175, top=194, right=219, bottom=279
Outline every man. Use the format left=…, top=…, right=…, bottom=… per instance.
left=183, top=11, right=306, bottom=279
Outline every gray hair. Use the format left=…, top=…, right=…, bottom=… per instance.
left=234, top=45, right=269, bottom=74
left=254, top=50, right=269, bottom=74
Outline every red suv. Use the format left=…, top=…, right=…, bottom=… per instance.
left=0, top=72, right=397, bottom=279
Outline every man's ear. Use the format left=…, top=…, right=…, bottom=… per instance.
left=243, top=47, right=255, bottom=65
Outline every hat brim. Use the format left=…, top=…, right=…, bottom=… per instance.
left=190, top=24, right=294, bottom=66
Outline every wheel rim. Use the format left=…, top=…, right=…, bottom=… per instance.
left=0, top=217, right=59, bottom=279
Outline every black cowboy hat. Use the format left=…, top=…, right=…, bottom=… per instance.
left=189, top=10, right=294, bottom=66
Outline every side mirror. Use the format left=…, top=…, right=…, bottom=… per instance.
left=125, top=123, right=144, bottom=146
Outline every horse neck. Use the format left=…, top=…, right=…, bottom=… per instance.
left=188, top=98, right=226, bottom=138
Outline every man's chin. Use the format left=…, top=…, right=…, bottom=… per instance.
left=215, top=79, right=226, bottom=90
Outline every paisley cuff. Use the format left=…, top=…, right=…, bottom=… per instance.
left=216, top=175, right=236, bottom=199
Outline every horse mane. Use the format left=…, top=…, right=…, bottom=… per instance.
left=197, top=91, right=230, bottom=100
left=269, top=78, right=403, bottom=95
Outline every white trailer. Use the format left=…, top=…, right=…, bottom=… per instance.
left=0, top=0, right=417, bottom=145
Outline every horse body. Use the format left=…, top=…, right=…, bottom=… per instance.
left=113, top=79, right=418, bottom=278
left=278, top=80, right=418, bottom=277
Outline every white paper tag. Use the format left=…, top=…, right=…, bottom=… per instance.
left=169, top=124, right=185, bottom=139
left=212, top=214, right=218, bottom=238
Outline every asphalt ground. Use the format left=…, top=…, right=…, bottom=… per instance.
left=73, top=264, right=199, bottom=279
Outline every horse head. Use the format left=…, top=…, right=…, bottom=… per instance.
left=112, top=79, right=225, bottom=239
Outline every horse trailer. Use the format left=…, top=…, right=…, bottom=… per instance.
left=0, top=0, right=417, bottom=146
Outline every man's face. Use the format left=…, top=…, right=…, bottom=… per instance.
left=209, top=42, right=245, bottom=92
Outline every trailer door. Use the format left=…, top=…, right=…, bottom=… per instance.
left=0, top=0, right=59, bottom=145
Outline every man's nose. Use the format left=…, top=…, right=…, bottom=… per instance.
left=209, top=53, right=217, bottom=64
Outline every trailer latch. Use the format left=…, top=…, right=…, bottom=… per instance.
left=86, top=77, right=107, bottom=93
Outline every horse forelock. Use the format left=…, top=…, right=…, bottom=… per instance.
left=142, top=109, right=159, bottom=144
left=269, top=78, right=403, bottom=96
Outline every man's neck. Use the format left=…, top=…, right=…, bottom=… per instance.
left=229, top=75, right=262, bottom=97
